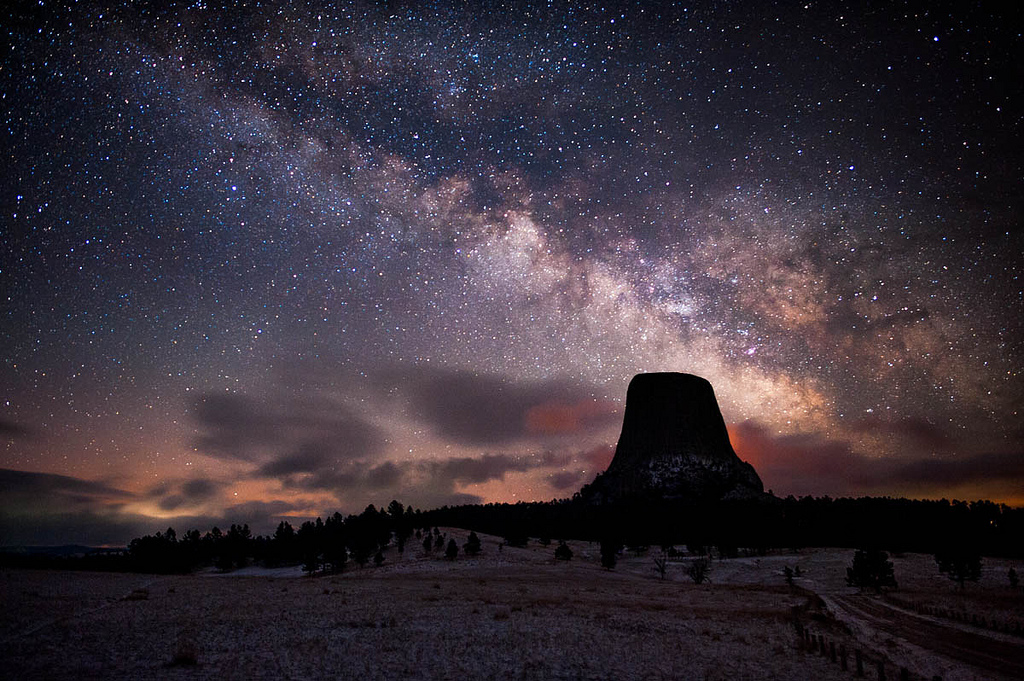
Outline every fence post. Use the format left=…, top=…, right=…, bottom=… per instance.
left=829, top=640, right=836, bottom=662
left=877, top=659, right=886, bottom=681
left=839, top=644, right=847, bottom=671
left=855, top=649, right=864, bottom=677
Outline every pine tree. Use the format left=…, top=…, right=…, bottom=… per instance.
left=463, top=531, right=482, bottom=556
left=445, top=538, right=459, bottom=560
left=846, top=549, right=897, bottom=590
left=936, top=546, right=982, bottom=590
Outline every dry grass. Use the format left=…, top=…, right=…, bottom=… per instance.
left=1, top=540, right=1019, bottom=680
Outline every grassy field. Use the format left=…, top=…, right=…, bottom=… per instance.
left=2, top=534, right=1020, bottom=680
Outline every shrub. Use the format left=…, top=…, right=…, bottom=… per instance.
left=445, top=538, right=459, bottom=560
left=846, top=549, right=897, bottom=590
left=687, top=557, right=711, bottom=584
left=600, top=538, right=620, bottom=569
left=554, top=541, right=573, bottom=561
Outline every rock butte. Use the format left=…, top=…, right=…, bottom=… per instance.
left=581, top=372, right=764, bottom=503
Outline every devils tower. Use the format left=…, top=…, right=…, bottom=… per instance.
left=580, top=372, right=764, bottom=504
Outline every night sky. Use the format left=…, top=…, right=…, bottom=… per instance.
left=2, top=1, right=1021, bottom=546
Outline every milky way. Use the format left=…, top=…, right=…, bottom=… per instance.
left=2, top=1, right=1021, bottom=544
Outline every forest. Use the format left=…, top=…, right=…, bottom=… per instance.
left=2, top=494, right=1020, bottom=573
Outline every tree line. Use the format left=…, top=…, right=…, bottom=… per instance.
left=2, top=494, right=1020, bottom=573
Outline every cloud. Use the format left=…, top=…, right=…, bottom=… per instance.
left=255, top=443, right=336, bottom=478
left=525, top=399, right=619, bottom=436
left=151, top=477, right=222, bottom=512
left=0, top=468, right=134, bottom=515
left=265, top=448, right=579, bottom=513
left=729, top=421, right=901, bottom=497
left=219, top=500, right=306, bottom=526
left=0, top=468, right=142, bottom=546
left=0, top=418, right=32, bottom=438
left=549, top=469, right=586, bottom=491
left=0, top=467, right=319, bottom=546
left=394, top=367, right=617, bottom=445
left=581, top=444, right=616, bottom=471
left=192, top=391, right=385, bottom=473
left=729, top=421, right=1024, bottom=499
left=891, top=451, right=1024, bottom=488
left=850, top=416, right=953, bottom=451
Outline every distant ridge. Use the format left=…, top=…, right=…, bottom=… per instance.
left=579, top=372, right=764, bottom=504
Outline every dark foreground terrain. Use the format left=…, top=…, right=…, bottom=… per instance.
left=2, top=535, right=1020, bottom=680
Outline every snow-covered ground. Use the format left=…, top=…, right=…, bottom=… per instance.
left=1, top=534, right=1020, bottom=680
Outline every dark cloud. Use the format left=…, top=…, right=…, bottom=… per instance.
left=192, top=391, right=385, bottom=473
left=731, top=421, right=1024, bottom=498
left=581, top=444, right=615, bottom=471
left=255, top=443, right=335, bottom=478
left=182, top=478, right=219, bottom=500
left=220, top=500, right=306, bottom=526
left=365, top=461, right=403, bottom=489
left=151, top=477, right=222, bottom=512
left=192, top=393, right=277, bottom=459
left=0, top=468, right=140, bottom=546
left=0, top=510, right=156, bottom=548
left=549, top=469, right=586, bottom=491
left=0, top=468, right=134, bottom=514
left=730, top=421, right=893, bottom=497
left=394, top=367, right=617, bottom=445
left=850, top=416, right=953, bottom=451
left=891, top=451, right=1024, bottom=488
left=266, top=449, right=572, bottom=513
left=0, top=418, right=32, bottom=438
left=0, top=467, right=315, bottom=545
left=158, top=495, right=186, bottom=511
left=425, top=454, right=537, bottom=485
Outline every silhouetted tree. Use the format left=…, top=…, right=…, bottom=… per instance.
left=423, top=535, right=433, bottom=554
left=1009, top=566, right=1019, bottom=589
left=225, top=523, right=252, bottom=569
left=445, top=538, right=459, bottom=560
left=298, top=520, right=322, bottom=576
left=374, top=550, right=385, bottom=567
left=600, top=538, right=620, bottom=569
left=555, top=541, right=573, bottom=561
left=653, top=554, right=667, bottom=579
left=302, top=550, right=320, bottom=576
left=784, top=566, right=794, bottom=586
left=846, top=549, right=897, bottom=590
left=936, top=546, right=982, bottom=590
left=503, top=530, right=529, bottom=548
left=463, top=531, right=482, bottom=556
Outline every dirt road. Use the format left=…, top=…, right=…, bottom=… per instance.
left=832, top=594, right=1024, bottom=680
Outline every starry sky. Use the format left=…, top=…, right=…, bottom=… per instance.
left=2, top=1, right=1022, bottom=546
